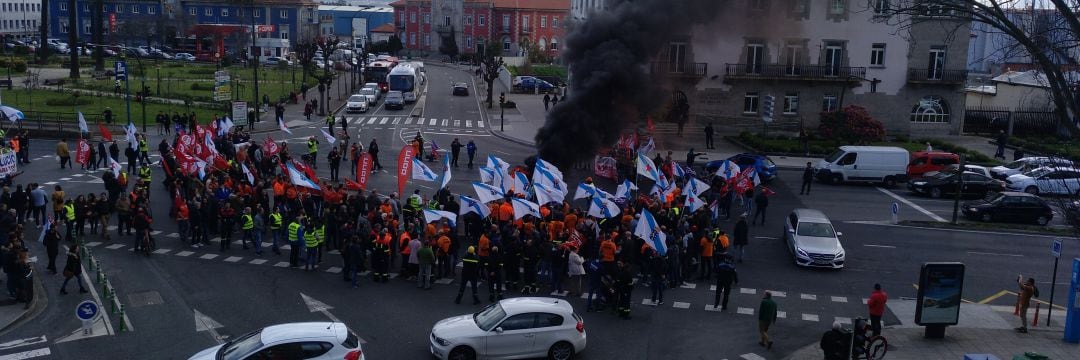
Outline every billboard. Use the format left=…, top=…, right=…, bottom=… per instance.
left=213, top=70, right=231, bottom=101
left=232, top=102, right=248, bottom=126
left=915, top=262, right=966, bottom=326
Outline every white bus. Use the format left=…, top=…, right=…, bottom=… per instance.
left=388, top=63, right=424, bottom=103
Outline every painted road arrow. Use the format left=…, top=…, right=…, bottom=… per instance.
left=193, top=309, right=226, bottom=344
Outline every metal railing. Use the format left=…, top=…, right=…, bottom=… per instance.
left=907, top=68, right=968, bottom=83
left=649, top=62, right=708, bottom=76
left=724, top=63, right=866, bottom=80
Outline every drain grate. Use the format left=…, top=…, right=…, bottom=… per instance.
left=127, top=291, right=164, bottom=307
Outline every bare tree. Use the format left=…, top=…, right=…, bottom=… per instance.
left=315, top=37, right=340, bottom=116
left=38, top=0, right=50, bottom=64
left=294, top=41, right=318, bottom=88
left=481, top=40, right=504, bottom=108
left=66, top=0, right=79, bottom=78
left=92, top=0, right=104, bottom=71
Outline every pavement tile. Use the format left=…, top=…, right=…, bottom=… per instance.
left=803, top=313, right=820, bottom=322
left=801, top=293, right=817, bottom=300
left=831, top=296, right=848, bottom=303
left=737, top=307, right=754, bottom=315
left=175, top=251, right=194, bottom=257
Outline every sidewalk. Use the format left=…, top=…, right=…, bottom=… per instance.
left=784, top=300, right=1078, bottom=360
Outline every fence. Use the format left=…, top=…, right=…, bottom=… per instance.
left=963, top=106, right=1057, bottom=137
left=0, top=110, right=139, bottom=139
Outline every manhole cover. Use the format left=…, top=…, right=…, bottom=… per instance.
left=127, top=291, right=164, bottom=307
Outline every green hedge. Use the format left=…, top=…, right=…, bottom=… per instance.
left=45, top=97, right=93, bottom=106
left=1005, top=137, right=1080, bottom=163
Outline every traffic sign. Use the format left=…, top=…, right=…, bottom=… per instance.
left=762, top=95, right=775, bottom=123
left=76, top=300, right=99, bottom=321
left=114, top=61, right=127, bottom=80
left=1052, top=238, right=1063, bottom=258
left=891, top=202, right=899, bottom=215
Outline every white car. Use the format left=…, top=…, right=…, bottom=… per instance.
left=990, top=157, right=1074, bottom=180
left=174, top=53, right=196, bottom=61
left=359, top=87, right=379, bottom=106
left=346, top=95, right=369, bottom=113
left=783, top=208, right=845, bottom=269
left=430, top=297, right=586, bottom=360
left=188, top=322, right=364, bottom=360
left=362, top=83, right=381, bottom=100
left=1005, top=166, right=1080, bottom=195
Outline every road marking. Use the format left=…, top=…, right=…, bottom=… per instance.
left=801, top=293, right=817, bottom=300
left=876, top=187, right=947, bottom=222
left=768, top=291, right=786, bottom=298
left=325, top=267, right=342, bottom=273
left=740, top=288, right=756, bottom=294
left=737, top=307, right=754, bottom=315
left=441, top=119, right=449, bottom=126
left=249, top=259, right=268, bottom=265
left=429, top=118, right=437, bottom=126
left=863, top=244, right=896, bottom=249
left=0, top=347, right=51, bottom=360
left=740, top=354, right=766, bottom=360
left=831, top=296, right=848, bottom=303
left=803, top=313, right=820, bottom=322
left=105, top=244, right=124, bottom=250
left=672, top=301, right=690, bottom=309
left=379, top=117, right=389, bottom=124
left=434, top=278, right=453, bottom=285
left=224, top=256, right=242, bottom=263
left=777, top=311, right=787, bottom=319
left=836, top=317, right=852, bottom=325
left=0, top=336, right=47, bottom=351
left=404, top=118, right=413, bottom=125
left=680, top=283, right=697, bottom=289
left=710, top=285, right=717, bottom=291
left=366, top=118, right=376, bottom=124
left=166, top=233, right=179, bottom=238
left=393, top=117, right=401, bottom=124
left=477, top=120, right=484, bottom=128
left=176, top=251, right=194, bottom=257
left=705, top=304, right=721, bottom=312
left=968, top=251, right=1024, bottom=257
left=85, top=242, right=102, bottom=247
left=978, top=290, right=1012, bottom=304
left=152, top=249, right=171, bottom=255
left=151, top=230, right=162, bottom=235
left=274, top=262, right=290, bottom=267
left=842, top=220, right=1062, bottom=238
left=454, top=120, right=460, bottom=127
left=466, top=120, right=472, bottom=128
left=199, top=254, right=219, bottom=260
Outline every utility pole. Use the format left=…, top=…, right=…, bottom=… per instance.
left=250, top=0, right=260, bottom=124
left=951, top=155, right=965, bottom=224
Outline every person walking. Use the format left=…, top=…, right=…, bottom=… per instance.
left=867, top=283, right=888, bottom=337
left=306, top=137, right=320, bottom=169
left=59, top=245, right=87, bottom=295
left=450, top=138, right=463, bottom=167
left=418, top=241, right=435, bottom=290
left=456, top=246, right=482, bottom=305
left=56, top=139, right=70, bottom=169
left=368, top=138, right=382, bottom=171
left=713, top=254, right=738, bottom=310
left=648, top=248, right=666, bottom=305
left=995, top=130, right=1008, bottom=160
left=704, top=123, right=714, bottom=149
left=751, top=187, right=769, bottom=225
left=733, top=215, right=749, bottom=263
left=758, top=291, right=778, bottom=349
left=43, top=227, right=60, bottom=274
left=1016, top=276, right=1037, bottom=333
left=543, top=93, right=551, bottom=111
left=800, top=162, right=813, bottom=195
left=466, top=140, right=477, bottom=169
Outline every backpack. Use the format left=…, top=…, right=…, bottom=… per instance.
left=119, top=172, right=129, bottom=187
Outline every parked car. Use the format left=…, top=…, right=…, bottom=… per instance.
left=187, top=322, right=364, bottom=360
left=721, top=153, right=777, bottom=182
left=452, top=82, right=469, bottom=96
left=174, top=53, right=195, bottom=61
left=1005, top=166, right=1080, bottom=195
left=384, top=91, right=405, bottom=110
left=346, top=95, right=369, bottom=113
left=816, top=146, right=910, bottom=186
left=429, top=297, right=586, bottom=360
left=990, top=156, right=1074, bottom=180
left=962, top=191, right=1054, bottom=225
left=262, top=56, right=292, bottom=66
left=194, top=53, right=215, bottom=62
left=908, top=171, right=1003, bottom=198
left=931, top=164, right=992, bottom=179
left=906, top=151, right=959, bottom=178
left=512, top=76, right=555, bottom=92
left=783, top=209, right=845, bottom=269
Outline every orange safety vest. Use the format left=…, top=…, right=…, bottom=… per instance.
left=399, top=232, right=412, bottom=255
left=478, top=235, right=490, bottom=257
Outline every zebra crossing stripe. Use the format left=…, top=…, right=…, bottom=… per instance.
left=366, top=117, right=377, bottom=124
left=393, top=117, right=401, bottom=124
left=153, top=249, right=171, bottom=255
left=477, top=120, right=485, bottom=128
left=429, top=118, right=437, bottom=126
left=379, top=117, right=389, bottom=124
left=441, top=119, right=448, bottom=126
left=405, top=118, right=413, bottom=125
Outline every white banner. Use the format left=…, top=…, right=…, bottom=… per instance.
left=0, top=149, right=17, bottom=176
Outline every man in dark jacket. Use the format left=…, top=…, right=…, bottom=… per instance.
left=733, top=215, right=749, bottom=263
left=368, top=139, right=381, bottom=170
left=800, top=162, right=814, bottom=195
left=820, top=322, right=851, bottom=360
left=751, top=188, right=769, bottom=226
left=456, top=246, right=482, bottom=305
left=713, top=254, right=739, bottom=310
left=615, top=260, right=634, bottom=319
left=648, top=248, right=666, bottom=305
left=450, top=138, right=463, bottom=167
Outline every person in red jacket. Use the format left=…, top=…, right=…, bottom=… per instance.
left=867, top=283, right=888, bottom=337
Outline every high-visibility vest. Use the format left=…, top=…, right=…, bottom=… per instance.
left=269, top=213, right=282, bottom=229
left=315, top=225, right=325, bottom=245
left=139, top=167, right=151, bottom=181
left=326, top=116, right=335, bottom=126
left=139, top=139, right=148, bottom=152
left=242, top=214, right=254, bottom=230
left=307, top=140, right=318, bottom=154
left=64, top=204, right=75, bottom=221
left=288, top=222, right=300, bottom=242
left=304, top=231, right=318, bottom=248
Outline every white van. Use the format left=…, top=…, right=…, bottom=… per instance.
left=816, top=146, right=910, bottom=186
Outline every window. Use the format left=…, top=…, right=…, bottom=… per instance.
left=541, top=16, right=547, bottom=28
left=59, top=19, right=68, bottom=33
left=537, top=313, right=564, bottom=327
left=279, top=25, right=289, bottom=39
left=498, top=314, right=536, bottom=331
left=205, top=8, right=211, bottom=16
left=82, top=4, right=88, bottom=12
left=552, top=16, right=559, bottom=27
left=502, top=15, right=510, bottom=31
left=910, top=95, right=950, bottom=123
left=870, top=43, right=885, bottom=66
left=83, top=21, right=91, bottom=34
left=254, top=9, right=261, bottom=17
left=221, top=8, right=228, bottom=17
left=280, top=10, right=288, bottom=18
left=132, top=5, right=139, bottom=14
left=189, top=7, right=195, bottom=15
left=59, top=2, right=66, bottom=11
left=823, top=94, right=838, bottom=112
left=148, top=6, right=156, bottom=14
left=410, top=12, right=416, bottom=23
left=444, top=16, right=450, bottom=27
left=873, top=0, right=888, bottom=14
left=746, top=43, right=764, bottom=75
left=783, top=94, right=799, bottom=114
left=539, top=38, right=547, bottom=50
left=824, top=42, right=843, bottom=76
left=668, top=42, right=686, bottom=73
left=927, top=47, right=946, bottom=80
left=400, top=12, right=406, bottom=25
left=424, top=34, right=430, bottom=46
left=465, top=15, right=473, bottom=25
left=522, top=15, right=530, bottom=31
left=743, top=92, right=760, bottom=114
left=465, top=35, right=473, bottom=48
left=783, top=45, right=800, bottom=75
left=837, top=153, right=857, bottom=166
left=116, top=4, right=122, bottom=12
left=423, top=13, right=430, bottom=24
left=409, top=33, right=416, bottom=45
left=503, top=37, right=511, bottom=51
left=550, top=37, right=558, bottom=50
left=829, top=0, right=845, bottom=14
left=479, top=15, right=486, bottom=25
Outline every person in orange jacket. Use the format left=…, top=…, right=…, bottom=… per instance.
left=600, top=233, right=618, bottom=275
left=399, top=231, right=413, bottom=278
left=437, top=231, right=452, bottom=278
left=699, top=232, right=715, bottom=280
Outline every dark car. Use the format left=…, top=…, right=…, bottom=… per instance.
left=452, top=82, right=469, bottom=96
left=705, top=153, right=777, bottom=182
left=907, top=171, right=1003, bottom=199
left=962, top=191, right=1053, bottom=225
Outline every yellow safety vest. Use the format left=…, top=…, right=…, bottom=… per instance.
left=64, top=204, right=75, bottom=221
left=139, top=167, right=151, bottom=181
left=139, top=139, right=148, bottom=152
left=288, top=222, right=300, bottom=241
left=315, top=225, right=325, bottom=245
left=242, top=214, right=254, bottom=230
left=308, top=140, right=317, bottom=154
left=269, top=213, right=282, bottom=230
left=304, top=231, right=318, bottom=248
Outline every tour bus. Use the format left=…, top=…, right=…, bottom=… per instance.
left=388, top=63, right=425, bottom=103
left=363, top=60, right=396, bottom=92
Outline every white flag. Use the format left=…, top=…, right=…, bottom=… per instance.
left=423, top=209, right=457, bottom=227
left=511, top=197, right=540, bottom=220
left=77, top=112, right=88, bottom=133
left=278, top=118, right=292, bottom=134
left=687, top=177, right=711, bottom=196
left=320, top=127, right=337, bottom=145
left=241, top=163, right=255, bottom=184
left=534, top=181, right=566, bottom=206
left=125, top=123, right=138, bottom=149
left=437, top=153, right=452, bottom=190
left=636, top=153, right=659, bottom=181
left=459, top=195, right=491, bottom=218
left=615, top=179, right=638, bottom=199
left=588, top=197, right=620, bottom=219
left=513, top=172, right=530, bottom=194
left=634, top=209, right=667, bottom=256
left=220, top=116, right=234, bottom=135
left=472, top=181, right=505, bottom=203
left=412, top=157, right=438, bottom=181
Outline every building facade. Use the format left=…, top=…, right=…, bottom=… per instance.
left=0, top=0, right=41, bottom=41
left=658, top=0, right=970, bottom=136
left=569, top=0, right=604, bottom=22
left=50, top=0, right=165, bottom=45
left=318, top=5, right=394, bottom=48
left=180, top=0, right=319, bottom=58
left=391, top=0, right=568, bottom=57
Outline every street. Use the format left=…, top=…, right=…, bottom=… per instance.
left=0, top=64, right=1075, bottom=360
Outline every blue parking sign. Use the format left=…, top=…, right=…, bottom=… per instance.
left=115, top=61, right=127, bottom=80
left=76, top=300, right=99, bottom=321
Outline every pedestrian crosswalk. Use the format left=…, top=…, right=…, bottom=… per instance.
left=342, top=116, right=486, bottom=133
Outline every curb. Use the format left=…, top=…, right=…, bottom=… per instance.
left=0, top=269, right=48, bottom=337
left=488, top=127, right=535, bottom=147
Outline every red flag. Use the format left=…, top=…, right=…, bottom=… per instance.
left=356, top=153, right=372, bottom=190
left=75, top=139, right=90, bottom=166
left=292, top=159, right=318, bottom=181
left=397, top=144, right=415, bottom=196
left=97, top=123, right=113, bottom=142
left=212, top=154, right=230, bottom=171
left=647, top=116, right=655, bottom=132
left=761, top=186, right=776, bottom=197
left=345, top=179, right=363, bottom=191
left=207, top=120, right=219, bottom=139
left=179, top=133, right=195, bottom=149
left=194, top=125, right=207, bottom=140
left=263, top=136, right=280, bottom=156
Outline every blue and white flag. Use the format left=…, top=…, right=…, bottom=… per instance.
left=588, top=197, right=620, bottom=219
left=574, top=183, right=596, bottom=200
left=687, top=177, right=711, bottom=196
left=651, top=173, right=676, bottom=197
left=220, top=116, right=234, bottom=135
left=715, top=160, right=741, bottom=180
left=37, top=216, right=52, bottom=243
left=535, top=158, right=564, bottom=181
left=459, top=195, right=492, bottom=218
left=511, top=197, right=541, bottom=220
left=615, top=179, right=638, bottom=199
left=533, top=163, right=567, bottom=195
left=77, top=112, right=88, bottom=133
left=534, top=181, right=566, bottom=206
left=479, top=166, right=497, bottom=183
left=472, top=181, right=505, bottom=204
left=241, top=163, right=255, bottom=184
left=125, top=122, right=138, bottom=149
left=684, top=190, right=704, bottom=213
left=319, top=127, right=336, bottom=145
left=513, top=171, right=531, bottom=194
left=486, top=155, right=510, bottom=173
left=436, top=153, right=452, bottom=190
left=634, top=209, right=667, bottom=256
left=636, top=153, right=659, bottom=181
left=286, top=161, right=321, bottom=190
left=672, top=162, right=686, bottom=178
left=411, top=157, right=438, bottom=181
left=278, top=117, right=292, bottom=134
left=423, top=209, right=457, bottom=227
left=709, top=199, right=720, bottom=222
left=205, top=133, right=219, bottom=155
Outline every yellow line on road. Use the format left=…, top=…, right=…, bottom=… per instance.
left=1000, top=290, right=1066, bottom=310
left=978, top=290, right=1011, bottom=304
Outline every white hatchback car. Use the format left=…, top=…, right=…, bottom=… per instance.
left=990, top=157, right=1074, bottom=180
left=188, top=322, right=364, bottom=360
left=430, top=297, right=586, bottom=360
left=346, top=95, right=369, bottom=113
left=1005, top=166, right=1080, bottom=195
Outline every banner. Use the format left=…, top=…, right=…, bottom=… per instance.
left=75, top=139, right=90, bottom=166
left=98, top=122, right=113, bottom=142
left=0, top=149, right=17, bottom=176
left=213, top=70, right=231, bottom=101
left=356, top=153, right=372, bottom=189
left=263, top=136, right=280, bottom=156
left=397, top=144, right=415, bottom=196
left=232, top=102, right=248, bottom=127
left=179, top=133, right=195, bottom=149
left=594, top=156, right=617, bottom=181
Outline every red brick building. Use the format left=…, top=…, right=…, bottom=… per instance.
left=390, top=0, right=568, bottom=57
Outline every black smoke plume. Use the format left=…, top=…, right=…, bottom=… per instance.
left=534, top=0, right=723, bottom=168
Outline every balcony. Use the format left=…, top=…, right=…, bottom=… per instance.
left=907, top=68, right=967, bottom=84
left=435, top=24, right=452, bottom=34
left=723, top=64, right=866, bottom=83
left=650, top=61, right=708, bottom=78
left=520, top=27, right=532, bottom=34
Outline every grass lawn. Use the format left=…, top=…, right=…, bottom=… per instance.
left=1, top=88, right=231, bottom=126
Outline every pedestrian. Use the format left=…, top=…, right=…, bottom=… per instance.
left=59, top=244, right=87, bottom=294
left=418, top=240, right=435, bottom=289
left=551, top=93, right=559, bottom=107
left=995, top=130, right=1008, bottom=160
left=30, top=184, right=46, bottom=227
left=328, top=147, right=342, bottom=181
left=800, top=162, right=813, bottom=195
left=704, top=122, right=714, bottom=149
left=56, top=139, right=70, bottom=169
left=751, top=188, right=769, bottom=225
left=347, top=238, right=365, bottom=288
left=698, top=231, right=714, bottom=280
left=450, top=138, right=463, bottom=167
left=543, top=93, right=551, bottom=111
left=466, top=140, right=477, bottom=169
left=487, top=246, right=504, bottom=302
left=368, top=138, right=382, bottom=170
left=713, top=254, right=738, bottom=310
left=1016, top=276, right=1037, bottom=333
left=820, top=322, right=850, bottom=360
left=306, top=137, right=319, bottom=169
left=615, top=260, right=634, bottom=319
left=585, top=258, right=606, bottom=312
left=251, top=208, right=265, bottom=255
left=14, top=251, right=33, bottom=308
left=758, top=291, right=778, bottom=349
left=373, top=229, right=391, bottom=282
left=867, top=283, right=888, bottom=337
left=648, top=248, right=666, bottom=305
left=733, top=215, right=748, bottom=263
left=799, top=128, right=809, bottom=156
left=568, top=247, right=585, bottom=296
left=456, top=246, right=482, bottom=305
left=125, top=143, right=138, bottom=174
left=44, top=226, right=60, bottom=274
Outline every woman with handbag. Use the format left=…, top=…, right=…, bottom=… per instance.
left=59, top=244, right=87, bottom=295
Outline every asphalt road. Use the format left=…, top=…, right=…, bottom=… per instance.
left=0, top=64, right=1076, bottom=360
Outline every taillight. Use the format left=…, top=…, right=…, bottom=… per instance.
left=345, top=349, right=363, bottom=360
left=576, top=320, right=584, bottom=333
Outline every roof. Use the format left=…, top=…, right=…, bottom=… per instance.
left=493, top=0, right=570, bottom=10
left=260, top=322, right=346, bottom=344
left=371, top=23, right=396, bottom=33
left=838, top=145, right=909, bottom=154
left=499, top=297, right=574, bottom=314
left=992, top=70, right=1050, bottom=88
left=317, top=5, right=393, bottom=12
left=964, top=85, right=996, bottom=95
left=791, top=209, right=829, bottom=222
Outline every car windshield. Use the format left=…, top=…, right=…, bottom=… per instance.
left=1026, top=168, right=1052, bottom=178
left=389, top=74, right=415, bottom=92
left=473, top=303, right=507, bottom=331
left=796, top=222, right=836, bottom=238
left=825, top=149, right=845, bottom=163
left=349, top=95, right=366, bottom=103
left=1003, top=160, right=1026, bottom=169
left=219, top=329, right=263, bottom=360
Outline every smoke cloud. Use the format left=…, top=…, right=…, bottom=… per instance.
left=534, top=0, right=723, bottom=168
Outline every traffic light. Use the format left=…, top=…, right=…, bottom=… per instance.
left=762, top=94, right=775, bottom=122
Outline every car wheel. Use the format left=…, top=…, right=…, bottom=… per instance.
left=449, top=346, right=476, bottom=360
left=930, top=188, right=942, bottom=198
left=885, top=176, right=897, bottom=188
left=548, top=341, right=575, bottom=360
left=1036, top=215, right=1051, bottom=226
left=1025, top=186, right=1039, bottom=195
left=980, top=212, right=992, bottom=222
left=831, top=174, right=843, bottom=185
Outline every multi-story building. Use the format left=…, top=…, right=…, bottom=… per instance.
left=317, top=5, right=394, bottom=48
left=391, top=0, right=567, bottom=57
left=658, top=0, right=970, bottom=136
left=180, top=0, right=320, bottom=58
left=50, top=0, right=166, bottom=45
left=0, top=0, right=41, bottom=41
left=569, top=0, right=605, bottom=22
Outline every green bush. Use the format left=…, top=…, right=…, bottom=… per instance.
left=190, top=82, right=213, bottom=91
left=188, top=68, right=217, bottom=75
left=45, top=97, right=92, bottom=106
